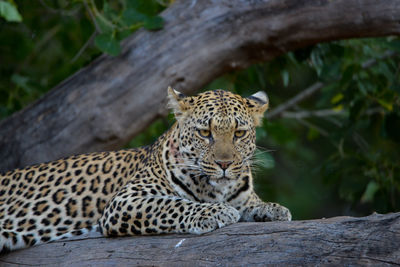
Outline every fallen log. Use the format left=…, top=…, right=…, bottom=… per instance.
left=1, top=212, right=399, bottom=266
left=1, top=0, right=400, bottom=172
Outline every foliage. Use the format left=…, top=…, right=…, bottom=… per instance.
left=0, top=0, right=22, bottom=22
left=0, top=0, right=166, bottom=118
left=89, top=0, right=165, bottom=55
left=0, top=1, right=399, bottom=219
left=232, top=39, right=400, bottom=218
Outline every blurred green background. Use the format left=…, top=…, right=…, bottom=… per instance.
left=1, top=0, right=399, bottom=220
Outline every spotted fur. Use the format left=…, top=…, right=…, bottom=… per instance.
left=0, top=88, right=291, bottom=252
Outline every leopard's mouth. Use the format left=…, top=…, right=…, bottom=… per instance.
left=198, top=162, right=237, bottom=181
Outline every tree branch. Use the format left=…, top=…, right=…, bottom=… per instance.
left=280, top=109, right=345, bottom=119
left=362, top=50, right=397, bottom=69
left=1, top=0, right=400, bottom=171
left=1, top=213, right=399, bottom=266
left=70, top=31, right=97, bottom=63
left=265, top=82, right=325, bottom=120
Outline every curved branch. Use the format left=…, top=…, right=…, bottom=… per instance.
left=1, top=0, right=399, bottom=171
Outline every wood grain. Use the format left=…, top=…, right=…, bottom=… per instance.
left=1, top=212, right=399, bottom=266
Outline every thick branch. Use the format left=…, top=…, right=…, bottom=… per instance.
left=1, top=0, right=400, bottom=171
left=1, top=213, right=399, bottom=266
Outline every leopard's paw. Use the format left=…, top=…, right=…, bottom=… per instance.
left=244, top=203, right=292, bottom=222
left=190, top=204, right=240, bottom=234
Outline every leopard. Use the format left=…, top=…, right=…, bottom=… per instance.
left=0, top=87, right=291, bottom=253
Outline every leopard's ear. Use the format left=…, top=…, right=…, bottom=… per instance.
left=245, top=91, right=269, bottom=126
left=167, top=86, right=192, bottom=120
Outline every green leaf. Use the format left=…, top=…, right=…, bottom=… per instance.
left=341, top=64, right=359, bottom=85
left=357, top=80, right=368, bottom=96
left=361, top=181, right=379, bottom=203
left=143, top=15, right=164, bottom=30
left=126, top=0, right=162, bottom=16
left=331, top=93, right=343, bottom=104
left=121, top=8, right=147, bottom=26
left=307, top=127, right=319, bottom=140
left=281, top=70, right=289, bottom=87
left=319, top=61, right=341, bottom=82
left=96, top=16, right=114, bottom=33
left=11, top=74, right=29, bottom=90
left=377, top=98, right=393, bottom=111
left=95, top=33, right=121, bottom=56
left=386, top=39, right=400, bottom=53
left=378, top=61, right=395, bottom=82
left=102, top=1, right=114, bottom=19
left=116, top=29, right=133, bottom=40
left=121, top=6, right=164, bottom=30
left=0, top=1, right=22, bottom=22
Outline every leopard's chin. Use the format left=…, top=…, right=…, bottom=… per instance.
left=209, top=174, right=235, bottom=181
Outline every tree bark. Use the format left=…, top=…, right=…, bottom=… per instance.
left=1, top=212, right=399, bottom=266
left=1, top=0, right=400, bottom=172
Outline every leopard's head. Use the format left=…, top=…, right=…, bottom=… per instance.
left=168, top=87, right=268, bottom=181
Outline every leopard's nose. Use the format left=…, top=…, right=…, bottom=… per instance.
left=215, top=160, right=233, bottom=170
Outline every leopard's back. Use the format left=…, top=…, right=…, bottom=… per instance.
left=0, top=150, right=140, bottom=252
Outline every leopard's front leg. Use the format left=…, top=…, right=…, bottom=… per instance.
left=98, top=183, right=240, bottom=236
left=231, top=191, right=292, bottom=222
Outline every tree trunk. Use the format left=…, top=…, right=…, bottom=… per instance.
left=1, top=0, right=399, bottom=172
left=1, top=212, right=399, bottom=266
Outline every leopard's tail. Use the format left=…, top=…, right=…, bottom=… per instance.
left=0, top=225, right=99, bottom=253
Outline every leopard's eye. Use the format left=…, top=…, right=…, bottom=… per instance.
left=234, top=130, right=246, bottom=138
left=198, top=129, right=211, bottom=138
